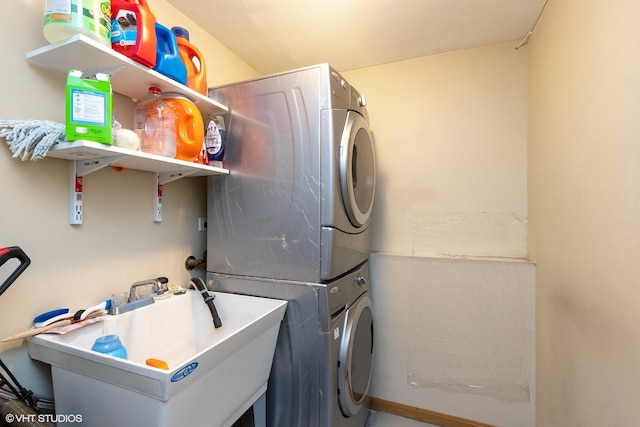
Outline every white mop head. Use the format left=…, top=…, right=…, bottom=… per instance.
left=0, top=119, right=65, bottom=161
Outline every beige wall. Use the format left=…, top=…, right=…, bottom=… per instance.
left=2, top=2, right=540, bottom=425
left=368, top=254, right=535, bottom=426
left=0, top=0, right=257, bottom=395
left=344, top=44, right=528, bottom=258
left=344, top=44, right=535, bottom=426
left=528, top=0, right=640, bottom=425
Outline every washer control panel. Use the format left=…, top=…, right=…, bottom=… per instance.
left=326, top=262, right=370, bottom=316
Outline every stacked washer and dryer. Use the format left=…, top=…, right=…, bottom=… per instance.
left=206, top=64, right=376, bottom=427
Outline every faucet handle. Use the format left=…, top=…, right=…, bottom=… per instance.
left=156, top=277, right=169, bottom=295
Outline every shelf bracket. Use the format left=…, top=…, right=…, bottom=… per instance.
left=158, top=170, right=199, bottom=185
left=68, top=155, right=125, bottom=225
left=69, top=161, right=83, bottom=225
left=153, top=173, right=162, bottom=222
left=76, top=155, right=126, bottom=177
left=152, top=171, right=199, bottom=222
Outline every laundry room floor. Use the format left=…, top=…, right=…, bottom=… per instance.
left=366, top=410, right=439, bottom=427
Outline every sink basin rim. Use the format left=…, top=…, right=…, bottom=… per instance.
left=26, top=291, right=287, bottom=401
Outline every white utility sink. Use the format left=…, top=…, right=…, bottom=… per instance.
left=27, top=290, right=287, bottom=427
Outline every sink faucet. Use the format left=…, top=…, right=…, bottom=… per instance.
left=110, top=277, right=168, bottom=315
left=129, top=277, right=169, bottom=302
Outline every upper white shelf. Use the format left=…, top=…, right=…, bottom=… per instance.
left=26, top=34, right=227, bottom=117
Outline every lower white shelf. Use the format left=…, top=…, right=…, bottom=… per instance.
left=48, top=140, right=229, bottom=176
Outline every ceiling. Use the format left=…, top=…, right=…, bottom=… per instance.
left=167, top=0, right=546, bottom=75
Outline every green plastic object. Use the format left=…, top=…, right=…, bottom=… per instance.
left=65, top=69, right=113, bottom=145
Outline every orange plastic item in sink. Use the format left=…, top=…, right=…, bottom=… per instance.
left=146, top=358, right=169, bottom=370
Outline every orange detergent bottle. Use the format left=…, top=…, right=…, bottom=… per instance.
left=111, top=0, right=156, bottom=68
left=163, top=93, right=204, bottom=163
left=171, top=27, right=207, bottom=95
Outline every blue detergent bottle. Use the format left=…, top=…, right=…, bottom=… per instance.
left=153, top=23, right=187, bottom=85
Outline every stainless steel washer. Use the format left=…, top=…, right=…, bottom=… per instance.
left=329, top=276, right=374, bottom=427
left=208, top=261, right=374, bottom=427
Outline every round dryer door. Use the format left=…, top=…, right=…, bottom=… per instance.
left=339, top=111, right=376, bottom=228
left=338, top=293, right=374, bottom=416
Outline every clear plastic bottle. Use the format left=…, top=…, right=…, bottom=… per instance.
left=134, top=87, right=177, bottom=157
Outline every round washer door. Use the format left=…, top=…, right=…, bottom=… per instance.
left=338, top=293, right=374, bottom=416
left=339, top=111, right=376, bottom=228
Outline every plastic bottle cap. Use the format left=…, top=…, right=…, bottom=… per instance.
left=171, top=26, right=190, bottom=41
left=146, top=358, right=169, bottom=370
left=91, top=335, right=128, bottom=359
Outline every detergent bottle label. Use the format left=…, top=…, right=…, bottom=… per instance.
left=110, top=0, right=156, bottom=67
left=111, top=10, right=138, bottom=47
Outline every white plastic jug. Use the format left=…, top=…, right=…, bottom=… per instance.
left=43, top=0, right=111, bottom=47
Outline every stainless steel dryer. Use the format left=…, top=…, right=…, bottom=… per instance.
left=207, top=64, right=376, bottom=283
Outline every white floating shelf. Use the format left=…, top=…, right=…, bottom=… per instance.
left=26, top=34, right=227, bottom=116
left=48, top=140, right=228, bottom=177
